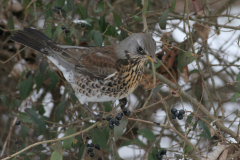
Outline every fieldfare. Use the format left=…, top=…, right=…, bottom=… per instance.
left=10, top=28, right=157, bottom=119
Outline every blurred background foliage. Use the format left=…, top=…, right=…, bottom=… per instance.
left=1, top=0, right=240, bottom=159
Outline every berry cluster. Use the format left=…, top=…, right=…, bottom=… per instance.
left=156, top=149, right=167, bottom=160
left=86, top=143, right=100, bottom=158
left=107, top=108, right=131, bottom=129
left=61, top=25, right=70, bottom=33
left=171, top=108, right=185, bottom=120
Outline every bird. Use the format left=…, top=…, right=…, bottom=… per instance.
left=10, top=27, right=157, bottom=119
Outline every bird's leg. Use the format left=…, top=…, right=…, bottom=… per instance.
left=119, top=98, right=127, bottom=109
left=83, top=104, right=102, bottom=121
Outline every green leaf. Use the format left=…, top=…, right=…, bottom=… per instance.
left=63, top=126, right=76, bottom=150
left=11, top=98, right=21, bottom=108
left=47, top=70, right=60, bottom=90
left=159, top=9, right=169, bottom=30
left=45, top=23, right=53, bottom=39
left=78, top=4, right=88, bottom=19
left=70, top=92, right=77, bottom=105
left=36, top=0, right=42, bottom=7
left=38, top=105, right=46, bottom=116
left=50, top=151, right=62, bottom=160
left=114, top=118, right=128, bottom=140
left=55, top=101, right=67, bottom=122
left=39, top=59, right=49, bottom=75
left=67, top=0, right=74, bottom=12
left=99, top=16, right=108, bottom=33
left=0, top=94, right=9, bottom=107
left=78, top=143, right=85, bottom=159
left=25, top=108, right=47, bottom=133
left=94, top=31, right=103, bottom=47
left=70, top=27, right=78, bottom=38
left=17, top=112, right=33, bottom=123
left=51, top=141, right=63, bottom=156
left=54, top=25, right=63, bottom=40
left=8, top=12, right=14, bottom=30
left=142, top=0, right=148, bottom=14
left=35, top=71, right=43, bottom=93
left=180, top=52, right=198, bottom=67
left=96, top=1, right=104, bottom=13
left=169, top=0, right=176, bottom=12
left=22, top=126, right=29, bottom=140
left=113, top=12, right=122, bottom=28
left=184, top=145, right=193, bottom=154
left=57, top=0, right=65, bottom=7
left=89, top=127, right=108, bottom=150
left=231, top=92, right=240, bottom=102
left=197, top=120, right=211, bottom=140
left=104, top=102, right=112, bottom=112
left=72, top=135, right=82, bottom=149
left=105, top=26, right=118, bottom=37
left=19, top=75, right=34, bottom=100
left=137, top=129, right=156, bottom=142
left=195, top=77, right=203, bottom=101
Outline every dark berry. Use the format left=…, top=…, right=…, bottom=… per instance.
left=171, top=108, right=177, bottom=114
left=86, top=144, right=90, bottom=147
left=156, top=152, right=162, bottom=160
left=178, top=114, right=183, bottom=120
left=160, top=150, right=167, bottom=155
left=156, top=155, right=162, bottom=160
left=174, top=111, right=179, bottom=117
left=106, top=116, right=111, bottom=121
left=15, top=141, right=18, bottom=144
left=57, top=9, right=62, bottom=14
left=89, top=143, right=94, bottom=147
left=124, top=110, right=131, bottom=116
left=65, top=28, right=70, bottom=33
left=115, top=121, right=120, bottom=126
left=109, top=123, right=114, bottom=129
left=116, top=113, right=122, bottom=120
left=88, top=147, right=93, bottom=152
left=81, top=23, right=86, bottom=27
left=98, top=157, right=102, bottom=160
left=95, top=144, right=100, bottom=150
left=172, top=115, right=176, bottom=119
left=61, top=25, right=65, bottom=30
left=16, top=120, right=21, bottom=125
left=26, top=70, right=32, bottom=78
left=111, top=118, right=117, bottom=124
left=179, top=109, right=185, bottom=115
left=90, top=152, right=94, bottom=157
left=122, top=108, right=127, bottom=113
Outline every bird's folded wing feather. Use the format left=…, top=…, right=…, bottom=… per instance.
left=54, top=45, right=118, bottom=79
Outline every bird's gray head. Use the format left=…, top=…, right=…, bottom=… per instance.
left=116, top=33, right=157, bottom=63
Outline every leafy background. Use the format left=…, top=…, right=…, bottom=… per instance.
left=0, top=0, right=240, bottom=159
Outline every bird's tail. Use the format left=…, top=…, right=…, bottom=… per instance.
left=10, top=28, right=56, bottom=55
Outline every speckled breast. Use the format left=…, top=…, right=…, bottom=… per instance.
left=71, top=58, right=145, bottom=103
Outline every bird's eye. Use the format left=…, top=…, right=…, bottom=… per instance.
left=138, top=46, right=144, bottom=53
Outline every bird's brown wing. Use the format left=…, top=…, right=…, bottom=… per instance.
left=10, top=28, right=118, bottom=79
left=57, top=45, right=118, bottom=79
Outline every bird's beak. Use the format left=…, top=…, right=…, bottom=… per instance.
left=146, top=55, right=158, bottom=64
